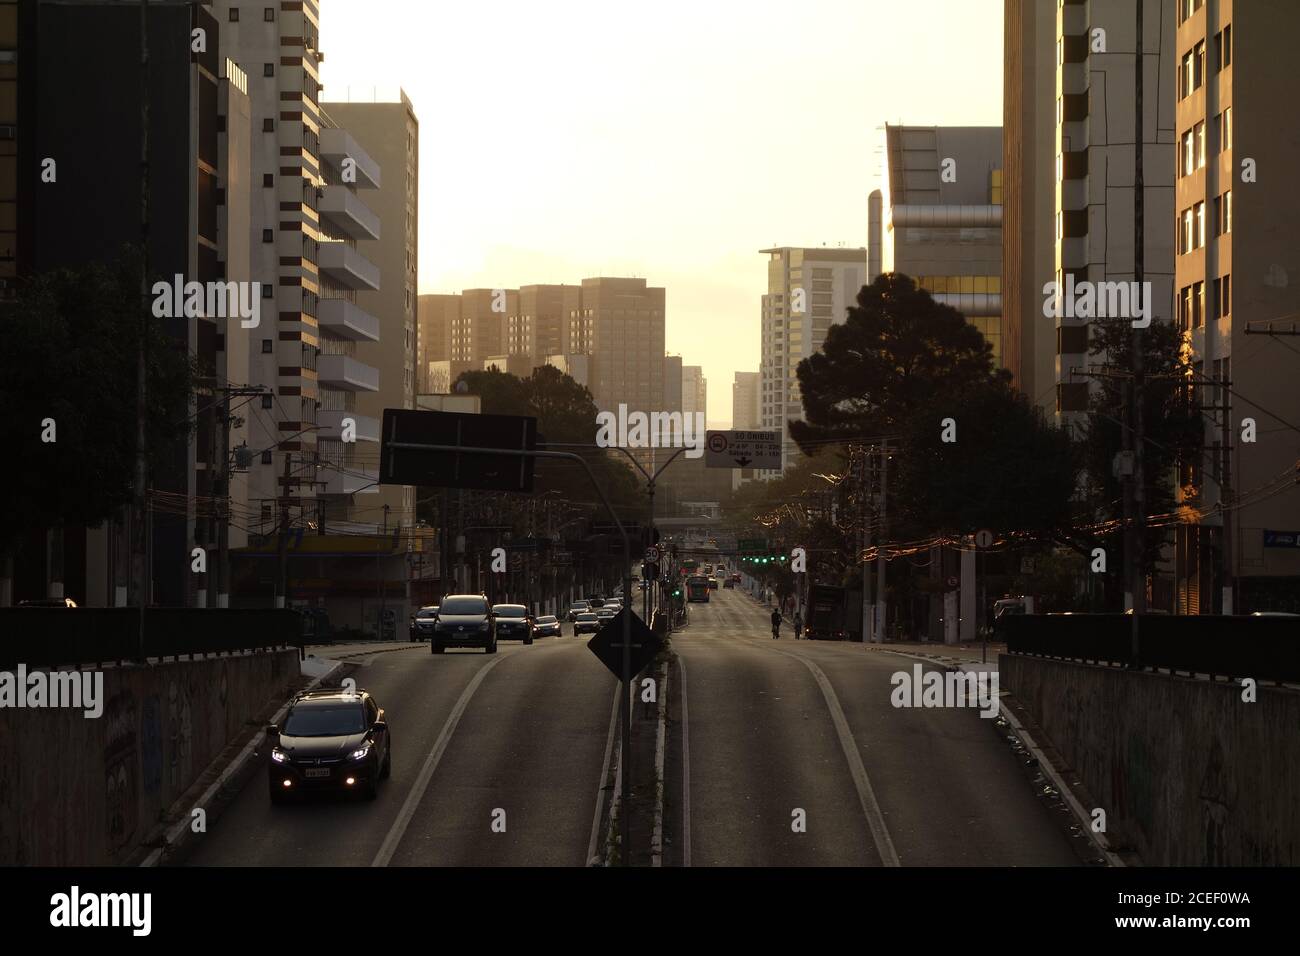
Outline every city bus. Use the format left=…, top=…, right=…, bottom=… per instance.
left=686, top=575, right=711, bottom=603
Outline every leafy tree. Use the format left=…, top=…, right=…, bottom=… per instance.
left=0, top=253, right=197, bottom=590
left=790, top=272, right=1009, bottom=448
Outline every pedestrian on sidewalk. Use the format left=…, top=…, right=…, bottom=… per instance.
left=770, top=607, right=781, bottom=639
left=793, top=609, right=803, bottom=639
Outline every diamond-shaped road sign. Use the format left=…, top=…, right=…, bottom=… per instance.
left=587, top=608, right=662, bottom=682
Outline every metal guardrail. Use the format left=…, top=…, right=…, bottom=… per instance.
left=1001, top=614, right=1300, bottom=683
left=0, top=608, right=305, bottom=670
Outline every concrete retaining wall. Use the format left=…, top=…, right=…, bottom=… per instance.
left=1001, top=653, right=1300, bottom=865
left=0, top=650, right=299, bottom=865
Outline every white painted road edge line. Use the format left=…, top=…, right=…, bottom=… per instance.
left=651, top=659, right=669, bottom=867
left=678, top=653, right=692, bottom=868
left=370, top=653, right=506, bottom=867
left=875, top=647, right=1125, bottom=868
left=586, top=681, right=622, bottom=867
left=139, top=658, right=349, bottom=867
left=602, top=696, right=625, bottom=868
left=742, top=636, right=901, bottom=867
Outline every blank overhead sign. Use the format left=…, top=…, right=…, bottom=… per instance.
left=704, top=430, right=781, bottom=469
left=379, top=408, right=537, bottom=493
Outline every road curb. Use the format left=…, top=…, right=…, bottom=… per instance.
left=871, top=647, right=1125, bottom=867
left=650, top=657, right=669, bottom=867
left=138, top=658, right=351, bottom=867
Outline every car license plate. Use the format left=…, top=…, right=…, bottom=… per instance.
left=305, top=768, right=330, bottom=779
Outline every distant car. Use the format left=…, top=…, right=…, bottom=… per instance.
left=1250, top=611, right=1300, bottom=617
left=267, top=688, right=390, bottom=802
left=493, top=604, right=535, bottom=644
left=595, top=607, right=617, bottom=624
left=586, top=596, right=605, bottom=609
left=410, top=606, right=439, bottom=641
left=430, top=594, right=496, bottom=654
left=17, top=598, right=78, bottom=608
left=723, top=578, right=735, bottom=589
left=708, top=578, right=719, bottom=590
left=573, top=612, right=600, bottom=635
left=534, top=614, right=562, bottom=637
left=567, top=602, right=590, bottom=622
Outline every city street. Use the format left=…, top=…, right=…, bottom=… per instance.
left=182, top=588, right=1078, bottom=867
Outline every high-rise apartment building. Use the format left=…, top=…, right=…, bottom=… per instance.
left=759, top=247, right=867, bottom=473
left=323, top=91, right=420, bottom=531
left=732, top=371, right=760, bottom=430
left=682, top=365, right=706, bottom=419
left=663, top=355, right=683, bottom=414
left=1171, top=0, right=1300, bottom=613
left=451, top=288, right=511, bottom=363
left=417, top=293, right=456, bottom=392
left=1045, top=0, right=1176, bottom=426
left=581, top=277, right=666, bottom=420
left=1003, top=0, right=1060, bottom=412
left=879, top=125, right=1006, bottom=369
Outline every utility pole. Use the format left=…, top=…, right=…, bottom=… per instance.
left=276, top=453, right=291, bottom=609
left=1131, top=0, right=1148, bottom=623
left=860, top=444, right=870, bottom=642
left=876, top=439, right=888, bottom=642
left=132, top=0, right=150, bottom=623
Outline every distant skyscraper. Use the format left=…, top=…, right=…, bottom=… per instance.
left=759, top=247, right=867, bottom=473
left=732, top=371, right=760, bottom=430
left=452, top=288, right=513, bottom=363
left=682, top=365, right=706, bottom=419
left=879, top=124, right=1005, bottom=369
left=417, top=294, right=457, bottom=391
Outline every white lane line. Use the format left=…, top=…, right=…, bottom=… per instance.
left=678, top=653, right=692, bottom=868
left=586, top=681, right=622, bottom=866
left=723, top=634, right=901, bottom=867
left=371, top=654, right=506, bottom=867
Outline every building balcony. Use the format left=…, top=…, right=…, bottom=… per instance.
left=317, top=354, right=379, bottom=392
left=318, top=127, right=381, bottom=189
left=320, top=465, right=380, bottom=496
left=318, top=241, right=380, bottom=291
left=318, top=184, right=380, bottom=241
left=317, top=410, right=380, bottom=443
left=317, top=297, right=380, bottom=341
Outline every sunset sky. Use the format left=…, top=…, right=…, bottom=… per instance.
left=320, top=0, right=1004, bottom=422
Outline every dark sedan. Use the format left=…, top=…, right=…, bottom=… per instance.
left=492, top=604, right=534, bottom=644
left=573, top=611, right=600, bottom=636
left=534, top=614, right=562, bottom=638
left=267, top=689, right=391, bottom=802
left=431, top=594, right=496, bottom=654
left=410, top=605, right=439, bottom=641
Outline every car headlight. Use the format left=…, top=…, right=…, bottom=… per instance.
left=271, top=748, right=289, bottom=764
left=348, top=742, right=373, bottom=761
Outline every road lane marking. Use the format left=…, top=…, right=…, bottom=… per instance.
left=586, top=681, right=622, bottom=866
left=371, top=653, right=506, bottom=867
left=715, top=631, right=902, bottom=867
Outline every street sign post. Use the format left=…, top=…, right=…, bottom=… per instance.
left=587, top=608, right=662, bottom=682
left=703, top=430, right=782, bottom=470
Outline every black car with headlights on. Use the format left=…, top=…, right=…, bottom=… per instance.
left=431, top=594, right=496, bottom=654
left=534, top=614, right=562, bottom=638
left=492, top=604, right=534, bottom=644
left=267, top=689, right=391, bottom=803
left=411, top=605, right=439, bottom=641
left=573, top=611, right=600, bottom=635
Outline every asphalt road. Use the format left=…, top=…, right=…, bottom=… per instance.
left=670, top=588, right=1081, bottom=866
left=184, top=590, right=1079, bottom=867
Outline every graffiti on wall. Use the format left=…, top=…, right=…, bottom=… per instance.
left=103, top=693, right=139, bottom=854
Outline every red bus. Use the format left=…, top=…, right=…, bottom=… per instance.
left=686, top=575, right=711, bottom=603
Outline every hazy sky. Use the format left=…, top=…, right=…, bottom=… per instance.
left=320, top=0, right=1003, bottom=423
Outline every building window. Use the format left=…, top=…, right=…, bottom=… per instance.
left=1195, top=201, right=1205, bottom=249
left=1178, top=285, right=1192, bottom=331
left=1223, top=189, right=1232, bottom=234
left=1193, top=281, right=1205, bottom=329
left=261, top=451, right=273, bottom=466
left=263, top=118, right=274, bottom=132
left=1181, top=207, right=1193, bottom=254
left=265, top=7, right=276, bottom=22
left=262, top=283, right=273, bottom=299
left=261, top=395, right=274, bottom=409
left=230, top=8, right=240, bottom=22
left=262, top=339, right=273, bottom=354
left=1215, top=25, right=1232, bottom=71
left=1221, top=107, right=1232, bottom=150
left=263, top=63, right=274, bottom=77
left=1195, top=120, right=1205, bottom=169
left=262, top=228, right=273, bottom=243
left=1182, top=129, right=1194, bottom=177
left=1215, top=274, right=1231, bottom=318
left=263, top=173, right=274, bottom=187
